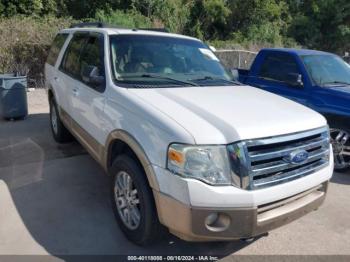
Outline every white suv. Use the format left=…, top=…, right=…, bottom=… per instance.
left=45, top=22, right=333, bottom=245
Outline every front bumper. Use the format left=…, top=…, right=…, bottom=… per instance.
left=153, top=182, right=328, bottom=241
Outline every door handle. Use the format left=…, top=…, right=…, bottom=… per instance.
left=72, top=87, right=79, bottom=96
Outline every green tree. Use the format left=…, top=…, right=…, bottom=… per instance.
left=184, top=0, right=231, bottom=39
left=226, top=0, right=292, bottom=45
left=64, top=0, right=123, bottom=18
left=41, top=0, right=67, bottom=16
left=94, top=9, right=152, bottom=28
left=0, top=1, right=4, bottom=16
left=289, top=0, right=350, bottom=53
left=0, top=0, right=66, bottom=17
left=131, top=0, right=191, bottom=33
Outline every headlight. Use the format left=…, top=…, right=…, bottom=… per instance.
left=167, top=144, right=232, bottom=185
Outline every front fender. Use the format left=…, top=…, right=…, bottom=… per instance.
left=104, top=129, right=160, bottom=190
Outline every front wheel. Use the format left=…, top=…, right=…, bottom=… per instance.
left=330, top=128, right=350, bottom=172
left=110, top=155, right=163, bottom=245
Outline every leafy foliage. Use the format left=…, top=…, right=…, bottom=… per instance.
left=0, top=0, right=348, bottom=54
left=288, top=0, right=350, bottom=53
left=184, top=0, right=231, bottom=39
left=94, top=9, right=153, bottom=28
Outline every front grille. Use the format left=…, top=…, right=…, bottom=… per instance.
left=256, top=182, right=327, bottom=224
left=242, top=127, right=330, bottom=190
left=257, top=183, right=326, bottom=215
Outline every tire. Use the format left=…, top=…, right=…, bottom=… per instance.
left=110, top=155, right=163, bottom=245
left=330, top=127, right=350, bottom=172
left=49, top=98, right=73, bottom=143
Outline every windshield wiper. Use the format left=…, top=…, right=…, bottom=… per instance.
left=120, top=74, right=199, bottom=87
left=188, top=75, right=240, bottom=85
left=322, top=81, right=350, bottom=86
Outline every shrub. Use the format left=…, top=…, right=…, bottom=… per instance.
left=0, top=16, right=75, bottom=87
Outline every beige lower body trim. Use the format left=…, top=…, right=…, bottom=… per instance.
left=70, top=119, right=105, bottom=164
left=153, top=182, right=328, bottom=242
left=59, top=107, right=105, bottom=166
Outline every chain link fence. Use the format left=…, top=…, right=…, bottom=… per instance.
left=215, top=49, right=258, bottom=69
left=344, top=52, right=350, bottom=64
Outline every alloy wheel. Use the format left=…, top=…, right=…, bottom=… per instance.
left=51, top=103, right=58, bottom=135
left=330, top=128, right=350, bottom=170
left=114, top=171, right=141, bottom=230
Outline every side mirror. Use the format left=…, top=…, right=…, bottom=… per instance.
left=209, top=45, right=217, bottom=52
left=229, top=68, right=239, bottom=80
left=286, top=73, right=303, bottom=87
left=81, top=65, right=105, bottom=87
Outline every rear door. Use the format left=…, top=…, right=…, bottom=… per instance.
left=45, top=33, right=70, bottom=110
left=57, top=32, right=88, bottom=120
left=251, top=52, right=310, bottom=106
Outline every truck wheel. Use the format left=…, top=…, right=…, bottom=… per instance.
left=330, top=128, right=350, bottom=172
left=110, top=155, right=163, bottom=245
left=49, top=99, right=72, bottom=143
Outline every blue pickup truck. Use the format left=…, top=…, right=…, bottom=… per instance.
left=238, top=48, right=350, bottom=171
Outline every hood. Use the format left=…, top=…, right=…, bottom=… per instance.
left=128, top=85, right=327, bottom=144
left=327, top=85, right=350, bottom=94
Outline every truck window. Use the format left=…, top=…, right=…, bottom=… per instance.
left=302, top=55, right=350, bottom=86
left=79, top=35, right=105, bottom=89
left=259, top=53, right=300, bottom=83
left=46, top=33, right=69, bottom=66
left=59, top=33, right=88, bottom=79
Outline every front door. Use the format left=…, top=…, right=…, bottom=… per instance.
left=69, top=33, right=107, bottom=152
left=252, top=52, right=309, bottom=106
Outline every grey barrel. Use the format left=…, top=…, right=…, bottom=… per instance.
left=0, top=74, right=28, bottom=120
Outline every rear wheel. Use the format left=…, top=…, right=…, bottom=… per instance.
left=49, top=98, right=72, bottom=143
left=330, top=128, right=350, bottom=172
left=110, top=155, right=163, bottom=245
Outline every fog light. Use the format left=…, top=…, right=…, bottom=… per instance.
left=204, top=212, right=231, bottom=232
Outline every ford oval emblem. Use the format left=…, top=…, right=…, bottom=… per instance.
left=284, top=150, right=309, bottom=164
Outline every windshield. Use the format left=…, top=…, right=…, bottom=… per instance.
left=301, top=54, right=350, bottom=86
left=109, top=34, right=233, bottom=87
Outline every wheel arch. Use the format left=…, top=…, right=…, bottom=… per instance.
left=47, top=85, right=60, bottom=108
left=104, top=130, right=160, bottom=191
left=47, top=85, right=55, bottom=102
left=323, top=113, right=350, bottom=132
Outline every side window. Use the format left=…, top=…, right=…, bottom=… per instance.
left=259, top=53, right=300, bottom=83
left=79, top=35, right=105, bottom=88
left=60, top=34, right=87, bottom=78
left=46, top=33, right=69, bottom=66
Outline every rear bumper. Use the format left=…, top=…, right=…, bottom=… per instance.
left=154, top=182, right=328, bottom=241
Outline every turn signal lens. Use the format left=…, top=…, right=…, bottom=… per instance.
left=168, top=149, right=184, bottom=164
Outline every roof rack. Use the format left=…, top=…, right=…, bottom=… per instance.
left=137, top=28, right=169, bottom=33
left=70, top=22, right=129, bottom=29
left=70, top=22, right=169, bottom=33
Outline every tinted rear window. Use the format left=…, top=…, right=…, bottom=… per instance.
left=259, top=53, right=299, bottom=82
left=46, top=33, right=69, bottom=66
left=59, top=33, right=88, bottom=78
